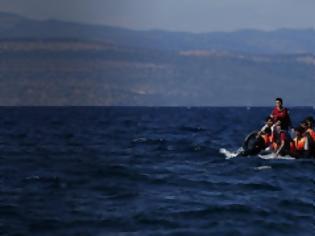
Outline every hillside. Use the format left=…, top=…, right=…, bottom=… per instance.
left=1, top=12, right=315, bottom=54
left=0, top=39, right=314, bottom=106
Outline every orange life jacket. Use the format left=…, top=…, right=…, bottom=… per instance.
left=272, top=142, right=278, bottom=151
left=306, top=128, right=315, bottom=141
left=293, top=137, right=306, bottom=151
left=261, top=133, right=272, bottom=147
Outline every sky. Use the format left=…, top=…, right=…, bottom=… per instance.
left=0, top=0, right=315, bottom=32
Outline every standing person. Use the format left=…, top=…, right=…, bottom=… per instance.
left=270, top=97, right=292, bottom=131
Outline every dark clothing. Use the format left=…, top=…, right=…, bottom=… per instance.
left=241, top=131, right=265, bottom=156
left=305, top=131, right=315, bottom=158
left=271, top=107, right=292, bottom=130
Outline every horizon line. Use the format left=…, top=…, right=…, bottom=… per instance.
left=1, top=10, right=315, bottom=35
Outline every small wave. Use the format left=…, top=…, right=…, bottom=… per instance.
left=132, top=137, right=147, bottom=143
left=2, top=120, right=16, bottom=126
left=102, top=191, right=139, bottom=200
left=238, top=182, right=280, bottom=191
left=278, top=199, right=315, bottom=210
left=50, top=120, right=64, bottom=126
left=259, top=154, right=296, bottom=160
left=254, top=165, right=272, bottom=170
left=178, top=125, right=206, bottom=132
left=11, top=133, right=28, bottom=139
left=220, top=148, right=297, bottom=161
left=92, top=165, right=153, bottom=184
left=132, top=137, right=166, bottom=145
left=172, top=204, right=270, bottom=218
left=25, top=175, right=41, bottom=180
left=219, top=148, right=239, bottom=159
left=63, top=133, right=75, bottom=139
left=133, top=213, right=179, bottom=228
left=28, top=219, right=63, bottom=231
left=0, top=205, right=20, bottom=217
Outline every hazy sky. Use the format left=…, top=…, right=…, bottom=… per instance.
left=1, top=0, right=315, bottom=32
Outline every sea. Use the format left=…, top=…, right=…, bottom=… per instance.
left=0, top=107, right=314, bottom=236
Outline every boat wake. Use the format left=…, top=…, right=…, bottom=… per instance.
left=219, top=148, right=242, bottom=159
left=219, top=148, right=295, bottom=160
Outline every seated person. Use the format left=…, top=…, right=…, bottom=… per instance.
left=258, top=116, right=274, bottom=149
left=290, top=126, right=307, bottom=158
left=303, top=116, right=315, bottom=158
left=259, top=116, right=274, bottom=133
left=240, top=117, right=274, bottom=156
left=272, top=121, right=291, bottom=156
left=304, top=116, right=315, bottom=140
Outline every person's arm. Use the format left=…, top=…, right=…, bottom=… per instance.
left=286, top=109, right=292, bottom=128
left=276, top=140, right=285, bottom=156
left=260, top=124, right=268, bottom=132
left=270, top=108, right=275, bottom=119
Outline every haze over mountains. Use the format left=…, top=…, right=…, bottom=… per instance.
left=1, top=12, right=315, bottom=106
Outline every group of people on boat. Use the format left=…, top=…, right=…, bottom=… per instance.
left=241, top=97, right=315, bottom=158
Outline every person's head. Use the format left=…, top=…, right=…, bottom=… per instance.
left=294, top=126, right=304, bottom=138
left=264, top=127, right=272, bottom=135
left=300, top=119, right=308, bottom=130
left=275, top=97, right=283, bottom=109
left=305, top=116, right=314, bottom=128
left=265, top=116, right=273, bottom=127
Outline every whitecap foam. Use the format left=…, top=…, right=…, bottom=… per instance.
left=258, top=153, right=295, bottom=160
left=219, top=148, right=239, bottom=159
left=254, top=165, right=272, bottom=170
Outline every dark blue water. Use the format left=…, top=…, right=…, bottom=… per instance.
left=0, top=107, right=314, bottom=236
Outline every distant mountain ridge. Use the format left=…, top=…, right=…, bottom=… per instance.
left=0, top=12, right=315, bottom=106
left=1, top=12, right=315, bottom=54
